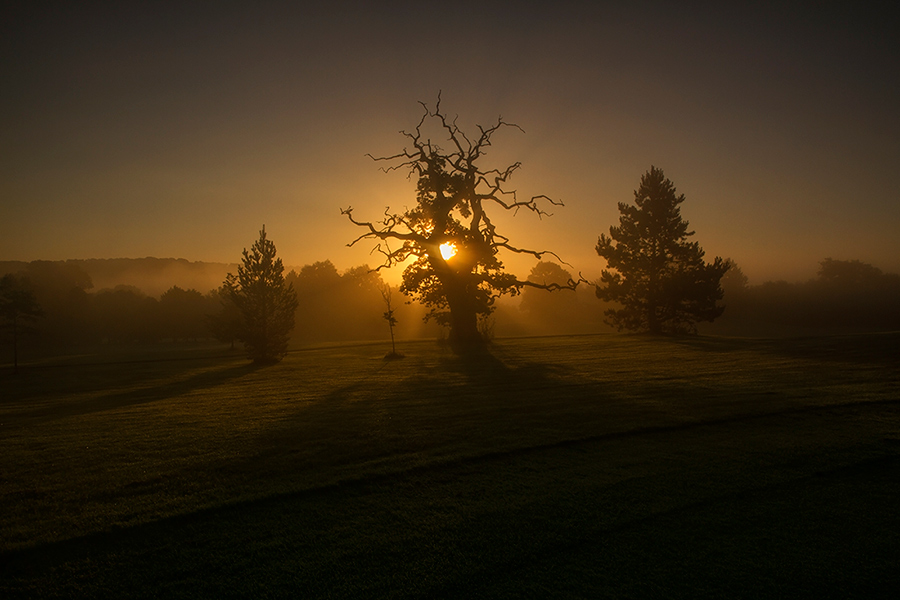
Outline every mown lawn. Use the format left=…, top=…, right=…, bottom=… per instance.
left=1, top=333, right=898, bottom=598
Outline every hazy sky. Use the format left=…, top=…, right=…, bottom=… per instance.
left=2, top=2, right=898, bottom=284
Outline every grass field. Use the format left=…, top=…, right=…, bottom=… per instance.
left=2, top=333, right=899, bottom=598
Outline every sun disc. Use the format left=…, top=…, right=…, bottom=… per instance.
left=439, top=242, right=457, bottom=260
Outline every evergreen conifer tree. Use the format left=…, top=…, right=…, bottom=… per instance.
left=595, top=167, right=729, bottom=334
left=224, top=227, right=298, bottom=363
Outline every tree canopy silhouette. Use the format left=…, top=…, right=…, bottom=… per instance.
left=288, top=261, right=389, bottom=343
left=20, top=261, right=93, bottom=345
left=223, top=227, right=298, bottom=364
left=93, top=285, right=159, bottom=343
left=207, top=285, right=242, bottom=349
left=342, top=96, right=577, bottom=350
left=0, top=274, right=43, bottom=372
left=595, top=167, right=729, bottom=334
left=159, top=286, right=207, bottom=341
left=519, top=261, right=578, bottom=330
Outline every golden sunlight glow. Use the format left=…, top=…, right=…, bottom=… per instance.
left=439, top=242, right=457, bottom=260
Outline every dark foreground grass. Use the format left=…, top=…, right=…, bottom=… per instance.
left=1, top=333, right=898, bottom=598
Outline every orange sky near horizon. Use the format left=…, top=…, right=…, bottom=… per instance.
left=2, top=3, right=898, bottom=286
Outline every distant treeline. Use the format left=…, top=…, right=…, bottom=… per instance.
left=0, top=258, right=236, bottom=298
left=512, top=258, right=900, bottom=337
left=704, top=258, right=900, bottom=336
left=2, top=257, right=898, bottom=355
left=0, top=259, right=443, bottom=348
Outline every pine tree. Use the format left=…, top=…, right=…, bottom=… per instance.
left=595, top=167, right=729, bottom=334
left=224, top=227, right=299, bottom=363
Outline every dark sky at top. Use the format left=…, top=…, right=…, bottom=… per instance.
left=2, top=2, right=898, bottom=283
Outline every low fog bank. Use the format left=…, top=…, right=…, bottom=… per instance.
left=2, top=257, right=899, bottom=363
left=699, top=258, right=900, bottom=337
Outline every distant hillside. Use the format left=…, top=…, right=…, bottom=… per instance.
left=78, top=258, right=245, bottom=296
left=0, top=261, right=29, bottom=278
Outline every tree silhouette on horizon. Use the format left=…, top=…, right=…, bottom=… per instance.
left=0, top=274, right=43, bottom=373
left=595, top=167, right=729, bottom=334
left=342, top=95, right=578, bottom=352
left=224, top=227, right=298, bottom=364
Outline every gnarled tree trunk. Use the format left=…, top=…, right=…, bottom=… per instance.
left=445, top=282, right=482, bottom=349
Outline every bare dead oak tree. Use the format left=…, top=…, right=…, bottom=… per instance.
left=342, top=96, right=580, bottom=350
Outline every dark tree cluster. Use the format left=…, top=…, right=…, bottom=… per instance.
left=288, top=261, right=383, bottom=343
left=0, top=274, right=43, bottom=373
left=710, top=258, right=900, bottom=335
left=0, top=258, right=235, bottom=299
left=514, top=261, right=611, bottom=336
left=9, top=261, right=94, bottom=346
left=0, top=252, right=431, bottom=368
left=89, top=284, right=227, bottom=344
left=92, top=286, right=165, bottom=344
left=0, top=262, right=230, bottom=369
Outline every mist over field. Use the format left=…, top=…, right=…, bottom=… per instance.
left=2, top=254, right=899, bottom=360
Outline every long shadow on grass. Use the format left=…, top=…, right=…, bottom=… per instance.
left=234, top=345, right=597, bottom=487
left=6, top=361, right=263, bottom=427
left=441, top=344, right=577, bottom=393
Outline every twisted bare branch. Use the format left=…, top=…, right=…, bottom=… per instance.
left=343, top=95, right=580, bottom=333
